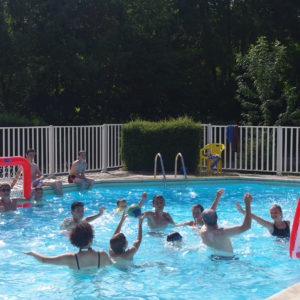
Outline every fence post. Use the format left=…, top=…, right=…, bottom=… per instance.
left=207, top=124, right=213, bottom=144
left=49, top=125, right=55, bottom=175
left=276, top=126, right=282, bottom=175
left=102, top=124, right=108, bottom=172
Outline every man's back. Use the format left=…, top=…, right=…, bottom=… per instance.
left=200, top=193, right=253, bottom=254
left=200, top=226, right=233, bottom=253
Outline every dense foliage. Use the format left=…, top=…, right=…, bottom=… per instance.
left=0, top=0, right=299, bottom=125
left=121, top=118, right=202, bottom=172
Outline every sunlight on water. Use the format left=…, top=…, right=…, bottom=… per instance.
left=1, top=180, right=300, bottom=299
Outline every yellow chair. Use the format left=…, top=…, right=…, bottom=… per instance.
left=200, top=143, right=225, bottom=175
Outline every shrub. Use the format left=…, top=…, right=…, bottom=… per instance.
left=0, top=112, right=45, bottom=127
left=121, top=117, right=202, bottom=173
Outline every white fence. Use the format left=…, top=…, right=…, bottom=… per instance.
left=0, top=124, right=300, bottom=176
left=0, top=124, right=122, bottom=176
left=202, top=124, right=300, bottom=175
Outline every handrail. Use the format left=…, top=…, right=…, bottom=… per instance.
left=154, top=153, right=167, bottom=187
left=174, top=153, right=188, bottom=185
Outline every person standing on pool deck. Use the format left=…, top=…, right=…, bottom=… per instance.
left=176, top=189, right=225, bottom=228
left=23, top=222, right=112, bottom=269
left=109, top=210, right=145, bottom=268
left=68, top=150, right=94, bottom=190
left=200, top=193, right=252, bottom=254
left=60, top=201, right=106, bottom=230
left=11, top=149, right=63, bottom=195
left=0, top=183, right=32, bottom=212
left=143, top=195, right=176, bottom=229
left=235, top=202, right=290, bottom=238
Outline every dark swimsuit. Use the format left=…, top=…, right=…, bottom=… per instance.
left=74, top=250, right=101, bottom=270
left=272, top=221, right=290, bottom=238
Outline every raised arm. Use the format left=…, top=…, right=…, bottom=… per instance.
left=235, top=201, right=273, bottom=233
left=138, top=192, right=147, bottom=208
left=84, top=206, right=105, bottom=223
left=210, top=189, right=225, bottom=211
left=10, top=167, right=23, bottom=189
left=223, top=193, right=252, bottom=237
left=113, top=209, right=127, bottom=236
left=23, top=251, right=73, bottom=266
left=128, top=215, right=145, bottom=256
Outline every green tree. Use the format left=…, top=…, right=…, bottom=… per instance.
left=236, top=36, right=299, bottom=125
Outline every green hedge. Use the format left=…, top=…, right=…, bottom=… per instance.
left=121, top=118, right=202, bottom=173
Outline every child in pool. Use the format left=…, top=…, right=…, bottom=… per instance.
left=0, top=183, right=32, bottom=212
left=33, top=187, right=47, bottom=202
left=235, top=202, right=290, bottom=238
left=176, top=189, right=225, bottom=228
left=109, top=210, right=145, bottom=267
left=60, top=201, right=105, bottom=230
left=114, top=192, right=147, bottom=214
left=143, top=195, right=175, bottom=229
left=167, top=232, right=183, bottom=243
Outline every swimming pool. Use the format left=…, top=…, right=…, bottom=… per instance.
left=1, top=179, right=300, bottom=299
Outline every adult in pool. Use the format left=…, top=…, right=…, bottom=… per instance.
left=235, top=202, right=290, bottom=238
left=143, top=195, right=175, bottom=229
left=23, top=222, right=112, bottom=269
left=200, top=193, right=252, bottom=256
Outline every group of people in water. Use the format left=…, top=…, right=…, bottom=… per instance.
left=0, top=149, right=291, bottom=270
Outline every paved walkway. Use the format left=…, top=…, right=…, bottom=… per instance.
left=53, top=169, right=300, bottom=184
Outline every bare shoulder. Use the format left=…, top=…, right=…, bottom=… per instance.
left=143, top=211, right=154, bottom=216
left=72, top=160, right=79, bottom=166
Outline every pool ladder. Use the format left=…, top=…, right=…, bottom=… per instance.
left=154, top=153, right=188, bottom=187
left=174, top=152, right=188, bottom=185
left=154, top=153, right=167, bottom=187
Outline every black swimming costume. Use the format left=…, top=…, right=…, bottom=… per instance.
left=272, top=221, right=290, bottom=238
left=74, top=251, right=101, bottom=270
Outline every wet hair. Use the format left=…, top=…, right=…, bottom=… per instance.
left=153, top=194, right=164, bottom=205
left=167, top=232, right=182, bottom=242
left=69, top=222, right=94, bottom=248
left=71, top=201, right=84, bottom=211
left=271, top=204, right=282, bottom=213
left=201, top=209, right=218, bottom=226
left=192, top=204, right=204, bottom=213
left=110, top=233, right=126, bottom=254
left=25, top=149, right=35, bottom=155
left=117, top=198, right=127, bottom=207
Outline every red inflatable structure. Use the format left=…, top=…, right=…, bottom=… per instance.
left=0, top=156, right=31, bottom=198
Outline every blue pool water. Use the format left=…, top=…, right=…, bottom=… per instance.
left=1, top=179, right=300, bottom=299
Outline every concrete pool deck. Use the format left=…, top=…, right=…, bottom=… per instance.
left=53, top=169, right=300, bottom=185
left=17, top=169, right=300, bottom=299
